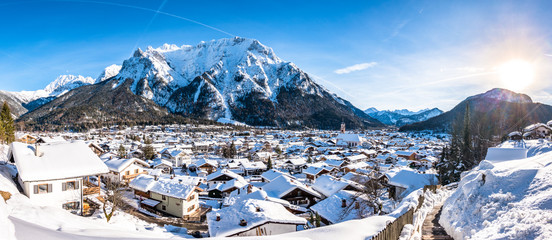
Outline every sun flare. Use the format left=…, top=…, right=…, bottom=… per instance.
left=498, top=59, right=534, bottom=92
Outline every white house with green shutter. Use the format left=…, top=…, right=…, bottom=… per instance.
left=9, top=141, right=109, bottom=212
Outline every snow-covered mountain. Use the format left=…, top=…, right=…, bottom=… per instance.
left=364, top=108, right=443, bottom=126
left=21, top=37, right=383, bottom=129
left=96, top=64, right=121, bottom=82
left=0, top=74, right=97, bottom=116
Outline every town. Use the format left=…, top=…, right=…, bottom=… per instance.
left=2, top=121, right=450, bottom=238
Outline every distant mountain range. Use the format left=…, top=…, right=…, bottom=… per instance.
left=14, top=37, right=384, bottom=130
left=364, top=108, right=443, bottom=127
left=0, top=75, right=99, bottom=116
left=399, top=88, right=552, bottom=133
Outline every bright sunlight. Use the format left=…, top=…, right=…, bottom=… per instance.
left=498, top=59, right=535, bottom=91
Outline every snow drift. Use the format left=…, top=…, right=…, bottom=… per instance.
left=440, top=141, right=552, bottom=239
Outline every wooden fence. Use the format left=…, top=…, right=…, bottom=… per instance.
left=370, top=185, right=439, bottom=240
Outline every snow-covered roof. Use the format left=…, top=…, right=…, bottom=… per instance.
left=388, top=169, right=437, bottom=196
left=104, top=158, right=149, bottom=172
left=337, top=133, right=362, bottom=142
left=262, top=175, right=322, bottom=199
left=395, top=151, right=416, bottom=157
left=312, top=175, right=350, bottom=197
left=10, top=142, right=109, bottom=182
left=206, top=169, right=242, bottom=182
left=207, top=199, right=306, bottom=237
left=310, top=190, right=371, bottom=224
left=260, top=169, right=292, bottom=182
left=129, top=174, right=196, bottom=199
left=524, top=123, right=551, bottom=132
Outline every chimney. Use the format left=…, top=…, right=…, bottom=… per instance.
left=256, top=206, right=262, bottom=212
left=34, top=144, right=42, bottom=157
left=216, top=213, right=221, bottom=221
left=355, top=201, right=360, bottom=209
left=154, top=175, right=158, bottom=181
left=178, top=179, right=182, bottom=184
left=341, top=199, right=347, bottom=208
left=239, top=219, right=247, bottom=226
left=247, top=184, right=253, bottom=194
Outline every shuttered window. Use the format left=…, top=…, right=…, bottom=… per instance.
left=35, top=184, right=50, bottom=194
left=63, top=181, right=79, bottom=191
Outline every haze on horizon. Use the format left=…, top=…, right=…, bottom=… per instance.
left=1, top=0, right=551, bottom=112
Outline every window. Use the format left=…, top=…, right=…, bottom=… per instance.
left=187, top=205, right=195, bottom=212
left=188, top=194, right=195, bottom=201
left=35, top=184, right=51, bottom=194
left=135, top=169, right=139, bottom=174
left=63, top=181, right=78, bottom=191
left=162, top=205, right=166, bottom=211
left=125, top=171, right=130, bottom=175
left=162, top=195, right=166, bottom=200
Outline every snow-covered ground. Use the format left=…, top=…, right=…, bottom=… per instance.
left=440, top=140, right=552, bottom=240
left=0, top=165, right=193, bottom=240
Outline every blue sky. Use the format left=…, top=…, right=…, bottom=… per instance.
left=1, top=0, right=552, bottom=111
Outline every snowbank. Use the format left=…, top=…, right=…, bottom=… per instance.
left=440, top=148, right=552, bottom=239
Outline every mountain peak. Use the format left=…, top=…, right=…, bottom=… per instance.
left=468, top=88, right=532, bottom=103
left=96, top=64, right=122, bottom=82
left=44, top=75, right=95, bottom=95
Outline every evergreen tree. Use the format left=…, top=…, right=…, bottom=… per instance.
left=117, top=144, right=127, bottom=158
left=267, top=156, right=273, bottom=170
left=0, top=102, right=14, bottom=144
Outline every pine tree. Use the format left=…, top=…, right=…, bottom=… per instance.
left=267, top=156, right=273, bottom=170
left=117, top=144, right=127, bottom=158
left=0, top=102, right=14, bottom=144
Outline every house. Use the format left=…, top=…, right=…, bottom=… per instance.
left=103, top=158, right=149, bottom=183
left=207, top=177, right=249, bottom=198
left=9, top=141, right=109, bottom=213
left=524, top=123, right=552, bottom=140
left=304, top=166, right=332, bottom=181
left=129, top=175, right=200, bottom=219
left=310, top=190, right=371, bottom=225
left=88, top=142, right=105, bottom=156
left=236, top=159, right=267, bottom=176
left=282, top=158, right=307, bottom=173
left=193, top=159, right=219, bottom=175
left=508, top=131, right=523, bottom=141
left=262, top=175, right=322, bottom=207
left=388, top=169, right=437, bottom=200
left=160, top=148, right=192, bottom=167
left=252, top=151, right=273, bottom=162
left=336, top=133, right=363, bottom=148
left=207, top=199, right=306, bottom=237
left=151, top=159, right=173, bottom=173
left=395, top=151, right=417, bottom=160
left=16, top=133, right=37, bottom=144
left=206, top=169, right=243, bottom=186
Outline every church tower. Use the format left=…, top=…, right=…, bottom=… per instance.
left=340, top=122, right=346, bottom=133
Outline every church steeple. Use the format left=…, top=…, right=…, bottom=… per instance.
left=340, top=121, right=346, bottom=133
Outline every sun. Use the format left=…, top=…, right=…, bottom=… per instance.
left=498, top=59, right=535, bottom=92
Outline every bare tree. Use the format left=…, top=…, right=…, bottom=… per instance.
left=102, top=178, right=125, bottom=222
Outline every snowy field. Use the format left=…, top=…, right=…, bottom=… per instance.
left=440, top=140, right=552, bottom=240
